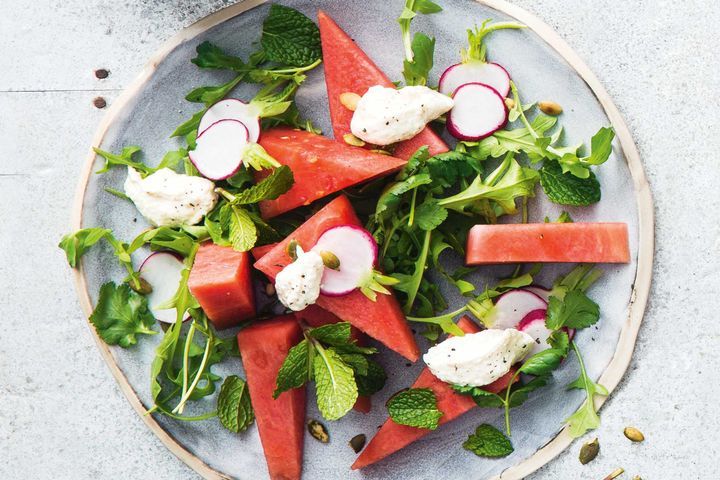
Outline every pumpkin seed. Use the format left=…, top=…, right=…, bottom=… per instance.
left=370, top=149, right=392, bottom=156
left=307, top=419, right=329, bottom=443
left=265, top=283, right=276, bottom=296
left=603, top=467, right=624, bottom=480
left=129, top=277, right=153, bottom=295
left=319, top=250, right=341, bottom=270
left=579, top=437, right=599, bottom=464
left=349, top=433, right=366, bottom=453
left=623, top=427, right=645, bottom=442
left=340, top=92, right=361, bottom=111
left=538, top=100, right=563, bottom=116
left=631, top=476, right=642, bottom=480
left=504, top=97, right=516, bottom=110
left=343, top=133, right=366, bottom=147
left=286, top=239, right=300, bottom=261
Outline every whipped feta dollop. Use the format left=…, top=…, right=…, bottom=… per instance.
left=124, top=167, right=218, bottom=227
left=350, top=85, right=454, bottom=145
left=275, top=246, right=325, bottom=311
left=423, top=328, right=535, bottom=387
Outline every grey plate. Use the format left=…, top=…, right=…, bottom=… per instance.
left=75, top=0, right=649, bottom=479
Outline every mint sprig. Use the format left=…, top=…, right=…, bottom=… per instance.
left=387, top=388, right=443, bottom=430
left=261, top=4, right=322, bottom=67
left=217, top=375, right=254, bottom=433
left=463, top=424, right=514, bottom=458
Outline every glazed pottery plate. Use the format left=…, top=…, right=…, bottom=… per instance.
left=71, top=0, right=653, bottom=478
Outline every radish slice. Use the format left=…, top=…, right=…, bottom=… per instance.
left=198, top=99, right=261, bottom=142
left=311, top=225, right=378, bottom=296
left=447, top=82, right=508, bottom=141
left=517, top=309, right=575, bottom=356
left=523, top=286, right=551, bottom=302
left=189, top=119, right=249, bottom=180
left=139, top=252, right=186, bottom=323
left=488, top=289, right=547, bottom=329
left=439, top=62, right=511, bottom=98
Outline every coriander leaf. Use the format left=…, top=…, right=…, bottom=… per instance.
left=308, top=322, right=352, bottom=346
left=540, top=160, right=601, bottom=206
left=517, top=348, right=565, bottom=376
left=355, top=359, right=387, bottom=396
left=191, top=42, right=247, bottom=71
left=547, top=329, right=570, bottom=354
left=375, top=173, right=433, bottom=221
left=387, top=388, right=442, bottom=430
left=261, top=5, right=321, bottom=67
left=545, top=290, right=600, bottom=330
left=414, top=201, right=448, bottom=231
left=228, top=205, right=257, bottom=252
left=89, top=282, right=156, bottom=347
left=425, top=150, right=483, bottom=188
left=312, top=346, right=358, bottom=421
left=402, top=32, right=435, bottom=86
left=452, top=385, right=505, bottom=408
left=217, top=375, right=254, bottom=433
left=463, top=424, right=514, bottom=458
left=59, top=227, right=110, bottom=268
left=225, top=165, right=294, bottom=204
left=274, top=339, right=312, bottom=398
left=93, top=146, right=149, bottom=176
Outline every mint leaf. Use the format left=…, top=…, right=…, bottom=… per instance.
left=261, top=5, right=321, bottom=67
left=274, top=339, right=311, bottom=398
left=217, top=375, right=254, bottom=433
left=387, top=388, right=443, bottom=430
left=308, top=322, right=352, bottom=347
left=191, top=42, right=247, bottom=71
left=463, top=424, right=514, bottom=458
left=540, top=160, right=600, bottom=206
left=546, top=290, right=600, bottom=330
left=90, top=282, right=156, bottom=347
left=227, top=166, right=294, bottom=204
left=313, top=347, right=358, bottom=420
left=228, top=205, right=257, bottom=252
left=354, top=358, right=387, bottom=396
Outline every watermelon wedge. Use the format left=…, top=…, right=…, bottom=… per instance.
left=255, top=128, right=406, bottom=219
left=237, top=315, right=306, bottom=480
left=467, top=223, right=631, bottom=265
left=352, top=316, right=516, bottom=470
left=251, top=242, right=278, bottom=262
left=295, top=305, right=372, bottom=413
left=187, top=243, right=255, bottom=330
left=254, top=195, right=420, bottom=362
left=317, top=10, right=449, bottom=159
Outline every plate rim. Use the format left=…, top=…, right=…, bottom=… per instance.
left=69, top=1, right=654, bottom=479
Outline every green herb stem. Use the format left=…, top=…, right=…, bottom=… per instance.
left=179, top=321, right=197, bottom=412
left=172, top=334, right=213, bottom=414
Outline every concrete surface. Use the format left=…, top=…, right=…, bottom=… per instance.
left=0, top=0, right=717, bottom=479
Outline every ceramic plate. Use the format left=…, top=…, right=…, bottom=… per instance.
left=70, top=0, right=653, bottom=478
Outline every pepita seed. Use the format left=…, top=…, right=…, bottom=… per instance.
left=286, top=239, right=300, bottom=261
left=623, top=427, right=645, bottom=442
left=631, top=476, right=642, bottom=480
left=370, top=149, right=392, bottom=156
left=504, top=97, right=516, bottom=110
left=343, top=133, right=366, bottom=147
left=307, top=419, right=329, bottom=443
left=265, top=283, right=276, bottom=296
left=603, top=467, right=624, bottom=480
left=319, top=250, right=341, bottom=270
left=578, top=437, right=599, bottom=465
left=339, top=92, right=361, bottom=111
left=349, top=433, right=366, bottom=453
left=130, top=277, right=153, bottom=295
left=538, top=100, right=563, bottom=116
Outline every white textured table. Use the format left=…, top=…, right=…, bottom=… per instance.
left=1, top=1, right=716, bottom=478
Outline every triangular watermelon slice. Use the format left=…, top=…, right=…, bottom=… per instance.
left=254, top=195, right=420, bottom=362
left=236, top=315, right=306, bottom=480
left=352, top=316, right=517, bottom=470
left=317, top=10, right=449, bottom=160
left=255, top=128, right=406, bottom=219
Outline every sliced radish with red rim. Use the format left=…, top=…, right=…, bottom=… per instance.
left=139, top=252, right=186, bottom=324
left=447, top=82, right=508, bottom=141
left=311, top=225, right=378, bottom=297
left=189, top=119, right=249, bottom=180
left=439, top=62, right=511, bottom=98
left=523, top=285, right=551, bottom=302
left=198, top=99, right=261, bottom=142
left=517, top=308, right=574, bottom=356
left=488, top=289, right=547, bottom=329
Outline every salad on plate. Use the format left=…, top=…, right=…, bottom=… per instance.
left=60, top=2, right=630, bottom=479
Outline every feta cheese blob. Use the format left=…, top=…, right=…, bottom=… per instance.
left=350, top=85, right=454, bottom=145
left=124, top=167, right=218, bottom=227
left=275, top=246, right=325, bottom=311
left=423, top=328, right=535, bottom=387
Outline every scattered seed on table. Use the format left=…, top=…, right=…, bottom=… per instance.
left=93, top=97, right=107, bottom=109
left=94, top=68, right=109, bottom=79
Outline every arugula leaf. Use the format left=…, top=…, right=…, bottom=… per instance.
left=517, top=348, right=565, bottom=376
left=540, top=160, right=601, bottom=206
left=274, top=339, right=312, bottom=398
left=89, top=282, right=156, bottom=347
left=402, top=32, right=435, bottom=86
left=191, top=41, right=248, bottom=71
left=463, top=114, right=558, bottom=162
left=128, top=226, right=207, bottom=258
left=217, top=375, right=254, bottom=433
left=463, top=424, right=514, bottom=458
left=438, top=154, right=539, bottom=214
left=93, top=146, right=148, bottom=175
left=313, top=346, right=358, bottom=421
left=59, top=227, right=111, bottom=268
left=452, top=384, right=505, bottom=408
left=564, top=341, right=608, bottom=437
left=387, top=388, right=443, bottom=429
left=508, top=374, right=551, bottom=407
left=222, top=165, right=294, bottom=205
left=545, top=290, right=600, bottom=330
left=462, top=20, right=526, bottom=63
left=261, top=5, right=321, bottom=67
